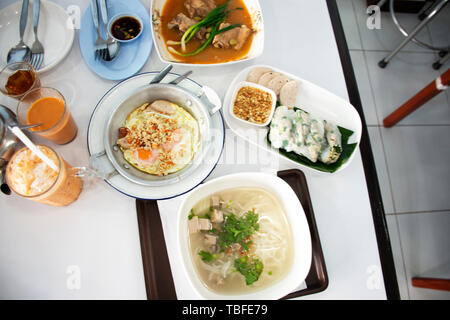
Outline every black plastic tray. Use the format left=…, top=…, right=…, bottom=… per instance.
left=136, top=169, right=328, bottom=300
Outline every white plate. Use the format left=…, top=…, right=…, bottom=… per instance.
left=223, top=65, right=362, bottom=176
left=0, top=0, right=75, bottom=73
left=150, top=0, right=264, bottom=66
left=177, top=172, right=312, bottom=300
left=87, top=72, right=225, bottom=200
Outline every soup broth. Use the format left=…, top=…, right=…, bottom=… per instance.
left=160, top=0, right=254, bottom=64
left=188, top=188, right=294, bottom=294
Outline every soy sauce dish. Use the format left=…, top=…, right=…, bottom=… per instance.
left=177, top=172, right=312, bottom=300
left=108, top=13, right=143, bottom=42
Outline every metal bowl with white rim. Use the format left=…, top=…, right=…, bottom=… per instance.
left=87, top=69, right=225, bottom=199
left=104, top=83, right=212, bottom=186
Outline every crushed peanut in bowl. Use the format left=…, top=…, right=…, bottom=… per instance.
left=232, top=85, right=275, bottom=125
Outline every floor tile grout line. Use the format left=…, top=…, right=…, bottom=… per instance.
left=391, top=214, right=411, bottom=299
left=349, top=48, right=438, bottom=55
left=351, top=0, right=366, bottom=52
left=353, top=42, right=399, bottom=214
left=388, top=209, right=450, bottom=216
left=446, top=91, right=450, bottom=111
left=375, top=126, right=398, bottom=213
left=345, top=3, right=399, bottom=216
left=349, top=0, right=450, bottom=301
left=349, top=2, right=408, bottom=297
left=367, top=124, right=450, bottom=127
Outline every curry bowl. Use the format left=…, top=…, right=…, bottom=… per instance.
left=151, top=0, right=264, bottom=66
left=177, top=172, right=312, bottom=299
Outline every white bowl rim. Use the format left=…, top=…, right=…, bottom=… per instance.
left=176, top=172, right=312, bottom=300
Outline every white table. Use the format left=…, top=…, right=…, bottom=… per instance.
left=0, top=0, right=391, bottom=299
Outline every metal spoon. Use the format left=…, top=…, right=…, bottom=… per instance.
left=19, top=122, right=42, bottom=130
left=7, top=0, right=32, bottom=64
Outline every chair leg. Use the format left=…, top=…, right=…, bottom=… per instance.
left=433, top=52, right=449, bottom=70
left=383, top=69, right=450, bottom=127
left=379, top=0, right=448, bottom=68
left=412, top=277, right=450, bottom=291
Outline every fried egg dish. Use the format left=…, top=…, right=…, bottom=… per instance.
left=116, top=100, right=200, bottom=176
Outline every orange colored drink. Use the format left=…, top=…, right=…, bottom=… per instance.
left=17, top=87, right=78, bottom=144
left=6, top=145, right=83, bottom=206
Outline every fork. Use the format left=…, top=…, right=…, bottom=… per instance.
left=30, top=0, right=44, bottom=70
left=91, top=0, right=107, bottom=60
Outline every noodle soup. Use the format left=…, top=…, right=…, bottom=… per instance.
left=187, top=187, right=294, bottom=294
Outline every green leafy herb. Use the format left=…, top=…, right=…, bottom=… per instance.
left=218, top=210, right=259, bottom=252
left=234, top=256, right=264, bottom=285
left=200, top=213, right=211, bottom=220
left=188, top=209, right=195, bottom=220
left=167, top=0, right=240, bottom=57
left=198, top=250, right=218, bottom=262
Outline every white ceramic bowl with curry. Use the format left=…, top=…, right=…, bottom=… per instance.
left=151, top=0, right=264, bottom=66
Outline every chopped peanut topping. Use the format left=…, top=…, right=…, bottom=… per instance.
left=233, top=86, right=273, bottom=124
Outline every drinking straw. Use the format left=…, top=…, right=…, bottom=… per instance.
left=10, top=126, right=59, bottom=171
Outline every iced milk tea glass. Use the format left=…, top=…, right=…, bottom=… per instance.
left=6, top=145, right=83, bottom=206
left=17, top=87, right=78, bottom=144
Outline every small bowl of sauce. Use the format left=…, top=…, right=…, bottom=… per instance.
left=0, top=62, right=40, bottom=100
left=108, top=13, right=143, bottom=43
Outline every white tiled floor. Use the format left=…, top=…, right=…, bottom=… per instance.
left=337, top=0, right=450, bottom=299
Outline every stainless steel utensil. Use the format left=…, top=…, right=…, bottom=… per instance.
left=30, top=0, right=44, bottom=70
left=0, top=105, right=26, bottom=195
left=91, top=0, right=107, bottom=60
left=99, top=0, right=120, bottom=61
left=168, top=70, right=193, bottom=85
left=6, top=0, right=31, bottom=64
left=149, top=64, right=173, bottom=84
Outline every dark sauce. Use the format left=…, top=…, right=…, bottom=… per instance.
left=5, top=70, right=35, bottom=96
left=111, top=16, right=141, bottom=40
